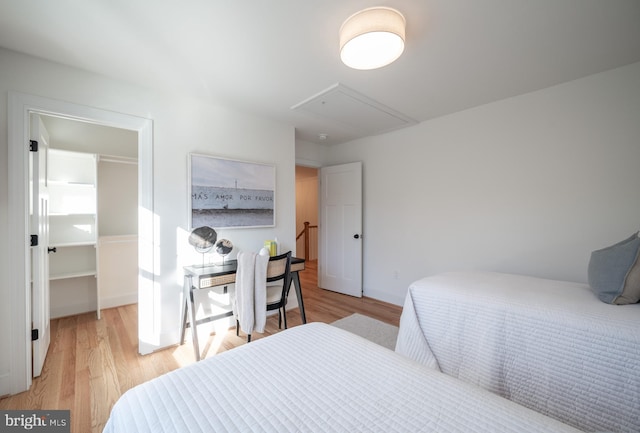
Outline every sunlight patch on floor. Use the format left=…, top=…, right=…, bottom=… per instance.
left=172, top=320, right=232, bottom=367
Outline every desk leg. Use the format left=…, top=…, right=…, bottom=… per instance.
left=292, top=271, right=307, bottom=324
left=180, top=289, right=188, bottom=345
left=180, top=275, right=191, bottom=345
left=183, top=275, right=201, bottom=361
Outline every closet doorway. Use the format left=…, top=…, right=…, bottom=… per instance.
left=40, top=115, right=139, bottom=319
left=295, top=165, right=318, bottom=264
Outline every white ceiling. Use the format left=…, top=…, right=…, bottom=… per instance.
left=1, top=0, right=639, bottom=145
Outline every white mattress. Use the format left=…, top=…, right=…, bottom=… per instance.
left=104, top=322, right=580, bottom=433
left=395, top=271, right=640, bottom=433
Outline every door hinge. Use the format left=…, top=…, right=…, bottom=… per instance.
left=29, top=140, right=38, bottom=152
left=32, top=329, right=39, bottom=341
left=30, top=234, right=38, bottom=247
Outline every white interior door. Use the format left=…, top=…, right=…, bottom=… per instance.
left=30, top=114, right=51, bottom=378
left=319, top=162, right=362, bottom=297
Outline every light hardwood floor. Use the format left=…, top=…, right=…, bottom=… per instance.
left=0, top=262, right=402, bottom=432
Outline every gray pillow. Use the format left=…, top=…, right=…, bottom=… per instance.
left=614, top=253, right=640, bottom=304
left=588, top=232, right=640, bottom=304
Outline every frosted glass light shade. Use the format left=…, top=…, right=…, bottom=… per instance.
left=340, top=7, right=406, bottom=70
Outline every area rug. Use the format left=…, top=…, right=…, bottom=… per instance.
left=331, top=313, right=399, bottom=350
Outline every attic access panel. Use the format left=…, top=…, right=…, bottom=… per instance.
left=291, top=83, right=417, bottom=136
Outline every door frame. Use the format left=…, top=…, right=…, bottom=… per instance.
left=7, top=92, right=154, bottom=394
left=295, top=158, right=322, bottom=274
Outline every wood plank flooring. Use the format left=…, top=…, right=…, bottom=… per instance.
left=0, top=262, right=402, bottom=432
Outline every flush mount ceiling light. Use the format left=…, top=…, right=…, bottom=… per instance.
left=339, top=6, right=406, bottom=70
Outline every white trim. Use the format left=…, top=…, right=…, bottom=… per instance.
left=7, top=92, right=31, bottom=395
left=7, top=92, right=154, bottom=394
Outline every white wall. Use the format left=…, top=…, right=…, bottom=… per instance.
left=324, top=62, right=640, bottom=305
left=295, top=139, right=328, bottom=167
left=98, top=160, right=138, bottom=236
left=98, top=234, right=139, bottom=309
left=0, top=48, right=296, bottom=392
left=96, top=160, right=139, bottom=313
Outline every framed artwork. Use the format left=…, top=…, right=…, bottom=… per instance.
left=189, top=153, right=275, bottom=229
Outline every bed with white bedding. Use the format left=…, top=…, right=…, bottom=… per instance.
left=104, top=322, right=580, bottom=433
left=395, top=271, right=640, bottom=433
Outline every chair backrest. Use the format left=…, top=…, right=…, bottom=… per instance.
left=266, top=251, right=292, bottom=303
left=266, top=251, right=292, bottom=282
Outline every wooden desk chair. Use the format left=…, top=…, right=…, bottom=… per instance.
left=237, top=251, right=292, bottom=342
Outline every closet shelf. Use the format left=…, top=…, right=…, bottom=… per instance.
left=50, top=270, right=97, bottom=281
left=48, top=180, right=95, bottom=187
left=49, top=241, right=96, bottom=248
left=48, top=148, right=100, bottom=319
left=49, top=213, right=97, bottom=217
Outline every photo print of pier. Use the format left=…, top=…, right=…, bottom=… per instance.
left=189, top=154, right=275, bottom=229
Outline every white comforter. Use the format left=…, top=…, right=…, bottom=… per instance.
left=104, top=323, right=580, bottom=433
left=395, top=271, right=640, bottom=433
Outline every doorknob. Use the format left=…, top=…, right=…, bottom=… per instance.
left=353, top=234, right=360, bottom=239
left=47, top=247, right=57, bottom=254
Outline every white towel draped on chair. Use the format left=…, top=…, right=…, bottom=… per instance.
left=233, top=248, right=270, bottom=335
